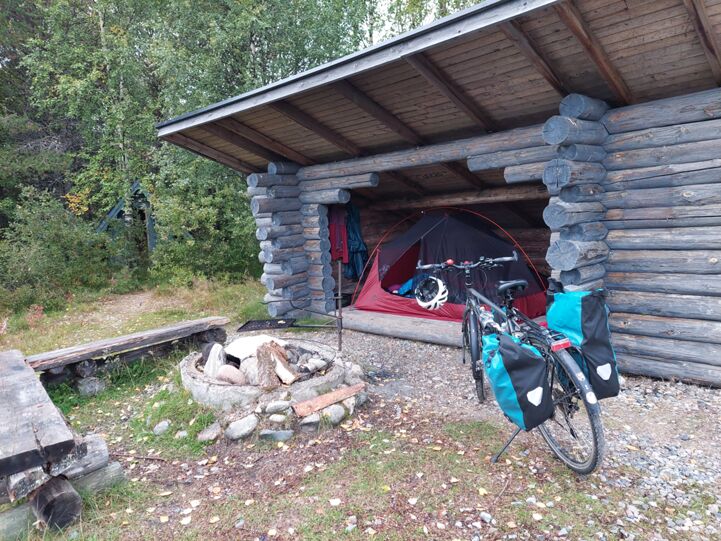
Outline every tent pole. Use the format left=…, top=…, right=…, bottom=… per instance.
left=337, top=259, right=343, bottom=353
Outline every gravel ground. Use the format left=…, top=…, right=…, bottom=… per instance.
left=286, top=328, right=721, bottom=540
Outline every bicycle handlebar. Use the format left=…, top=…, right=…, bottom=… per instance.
left=416, top=251, right=518, bottom=271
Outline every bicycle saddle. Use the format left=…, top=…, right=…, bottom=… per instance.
left=497, top=279, right=528, bottom=296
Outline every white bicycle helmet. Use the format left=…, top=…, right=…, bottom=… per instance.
left=414, top=276, right=449, bottom=310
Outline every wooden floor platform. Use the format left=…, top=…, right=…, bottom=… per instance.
left=341, top=309, right=462, bottom=347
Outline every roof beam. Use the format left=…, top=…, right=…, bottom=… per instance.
left=270, top=100, right=363, bottom=156
left=200, top=123, right=284, bottom=163
left=162, top=133, right=261, bottom=174
left=682, top=0, right=721, bottom=86
left=442, top=162, right=486, bottom=189
left=215, top=118, right=315, bottom=166
left=405, top=52, right=497, bottom=131
left=384, top=171, right=426, bottom=195
left=499, top=20, right=570, bottom=96
left=554, top=0, right=633, bottom=104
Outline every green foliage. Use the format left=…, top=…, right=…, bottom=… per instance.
left=0, top=188, right=115, bottom=311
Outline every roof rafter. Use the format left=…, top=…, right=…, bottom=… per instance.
left=405, top=52, right=497, bottom=131
left=554, top=0, right=633, bottom=104
left=332, top=79, right=485, bottom=190
left=200, top=123, right=284, bottom=163
left=215, top=118, right=315, bottom=166
left=162, top=133, right=260, bottom=174
left=681, top=0, right=721, bottom=86
left=499, top=19, right=570, bottom=96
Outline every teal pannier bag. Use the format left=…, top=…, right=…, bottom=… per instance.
left=546, top=289, right=619, bottom=400
left=482, top=333, right=554, bottom=431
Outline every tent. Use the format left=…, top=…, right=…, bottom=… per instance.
left=353, top=211, right=546, bottom=322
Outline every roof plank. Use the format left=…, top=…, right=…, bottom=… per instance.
left=200, top=123, right=284, bottom=163
left=162, top=133, right=261, bottom=174
left=681, top=0, right=721, bottom=85
left=216, top=118, right=315, bottom=166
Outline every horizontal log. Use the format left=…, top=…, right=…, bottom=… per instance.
left=26, top=317, right=228, bottom=371
left=559, top=183, right=604, bottom=203
left=304, top=238, right=331, bottom=252
left=503, top=162, right=545, bottom=183
left=303, top=226, right=329, bottom=240
left=545, top=240, right=609, bottom=271
left=606, top=272, right=721, bottom=297
left=559, top=221, right=607, bottom=241
left=604, top=203, right=721, bottom=222
left=267, top=185, right=301, bottom=198
left=601, top=88, right=721, bottom=134
left=251, top=197, right=302, bottom=216
left=606, top=227, right=721, bottom=250
left=610, top=313, right=721, bottom=344
left=271, top=234, right=306, bottom=249
left=254, top=216, right=272, bottom=228
left=604, top=118, right=721, bottom=152
left=246, top=187, right=266, bottom=197
left=541, top=116, right=608, bottom=146
left=604, top=165, right=721, bottom=192
left=268, top=162, right=301, bottom=175
left=306, top=250, right=331, bottom=265
left=612, top=333, right=721, bottom=367
left=467, top=145, right=557, bottom=171
left=615, top=353, right=721, bottom=388
left=263, top=263, right=283, bottom=275
left=308, top=299, right=336, bottom=314
left=604, top=216, right=721, bottom=230
left=559, top=94, right=609, bottom=120
left=603, top=139, right=721, bottom=171
left=607, top=250, right=721, bottom=274
left=307, top=263, right=332, bottom=278
left=247, top=173, right=298, bottom=188
left=297, top=125, right=544, bottom=180
left=543, top=200, right=605, bottom=230
left=542, top=159, right=606, bottom=193
left=308, top=275, right=335, bottom=291
left=299, top=189, right=350, bottom=205
left=61, top=435, right=109, bottom=479
left=557, top=144, right=606, bottom=162
left=374, top=184, right=549, bottom=211
left=281, top=257, right=309, bottom=275
left=603, top=159, right=721, bottom=184
left=560, top=263, right=605, bottom=285
left=607, top=289, right=721, bottom=321
left=272, top=211, right=302, bottom=226
left=265, top=272, right=308, bottom=291
left=601, top=183, right=721, bottom=209
left=563, top=279, right=604, bottom=292
left=301, top=204, right=328, bottom=217
left=266, top=297, right=311, bottom=318
left=281, top=285, right=311, bottom=301
left=301, top=215, right=329, bottom=228
left=261, top=245, right=305, bottom=263
left=299, top=173, right=379, bottom=192
left=256, top=225, right=303, bottom=241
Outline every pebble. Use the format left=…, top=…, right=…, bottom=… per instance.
left=268, top=414, right=287, bottom=424
left=196, top=421, right=221, bottom=442
left=480, top=512, right=492, bottom=523
left=265, top=400, right=291, bottom=414
left=225, top=414, right=258, bottom=440
left=259, top=429, right=294, bottom=442
left=153, top=420, right=171, bottom=436
left=174, top=430, right=188, bottom=439
left=321, top=404, right=346, bottom=425
left=299, top=413, right=320, bottom=432
left=76, top=377, right=106, bottom=397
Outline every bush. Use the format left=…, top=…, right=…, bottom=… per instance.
left=0, top=188, right=115, bottom=312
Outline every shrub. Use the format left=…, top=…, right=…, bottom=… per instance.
left=0, top=188, right=115, bottom=312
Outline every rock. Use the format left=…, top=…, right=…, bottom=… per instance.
left=74, top=360, right=97, bottom=379
left=344, top=362, right=365, bottom=385
left=174, top=430, right=188, bottom=439
left=204, top=343, right=226, bottom=379
left=291, top=387, right=318, bottom=403
left=321, top=404, right=346, bottom=426
left=355, top=391, right=369, bottom=407
left=259, top=429, right=294, bottom=442
left=480, top=512, right=492, bottom=523
left=153, top=420, right=171, bottom=436
left=342, top=396, right=356, bottom=416
left=76, top=376, right=106, bottom=397
left=197, top=422, right=221, bottom=442
left=225, top=414, right=259, bottom=440
left=299, top=413, right=320, bottom=432
left=265, top=400, right=291, bottom=414
left=234, top=518, right=245, bottom=529
left=268, top=414, right=286, bottom=424
left=225, top=334, right=287, bottom=359
left=216, top=364, right=248, bottom=385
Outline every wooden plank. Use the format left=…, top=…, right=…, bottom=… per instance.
left=0, top=350, right=75, bottom=477
left=292, top=383, right=366, bottom=417
left=554, top=0, right=633, bottom=104
left=270, top=101, right=363, bottom=156
left=499, top=19, right=569, bottom=95
left=162, top=133, right=261, bottom=174
left=405, top=52, right=496, bottom=131
left=373, top=184, right=549, bottom=210
left=681, top=0, right=721, bottom=85
left=26, top=317, right=229, bottom=371
left=216, top=118, right=314, bottom=166
left=200, top=123, right=283, bottom=163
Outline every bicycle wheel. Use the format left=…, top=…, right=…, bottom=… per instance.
left=537, top=348, right=605, bottom=474
left=463, top=309, right=485, bottom=402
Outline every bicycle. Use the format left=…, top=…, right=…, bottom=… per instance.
left=415, top=254, right=605, bottom=474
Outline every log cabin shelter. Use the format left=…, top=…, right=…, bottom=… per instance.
left=157, top=0, right=721, bottom=387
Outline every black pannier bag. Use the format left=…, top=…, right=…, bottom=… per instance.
left=483, top=333, right=554, bottom=431
left=547, top=289, right=620, bottom=400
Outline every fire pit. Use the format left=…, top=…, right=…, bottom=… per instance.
left=179, top=334, right=366, bottom=441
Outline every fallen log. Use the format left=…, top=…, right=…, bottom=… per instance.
left=559, top=93, right=609, bottom=120
left=542, top=116, right=608, bottom=146
left=610, top=313, right=721, bottom=344
left=292, top=383, right=366, bottom=417
left=606, top=250, right=721, bottom=274
left=606, top=227, right=721, bottom=250
left=607, top=289, right=721, bottom=320
left=606, top=271, right=721, bottom=296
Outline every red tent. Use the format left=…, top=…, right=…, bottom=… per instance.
left=353, top=211, right=546, bottom=322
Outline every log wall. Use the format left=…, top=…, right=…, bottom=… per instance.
left=540, top=89, right=721, bottom=387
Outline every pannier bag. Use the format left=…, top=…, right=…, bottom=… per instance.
left=482, top=333, right=554, bottom=431
left=546, top=289, right=620, bottom=399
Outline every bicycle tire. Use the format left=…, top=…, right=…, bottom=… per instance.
left=537, top=349, right=605, bottom=474
left=464, top=309, right=485, bottom=402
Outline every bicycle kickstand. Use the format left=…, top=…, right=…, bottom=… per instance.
left=491, top=426, right=522, bottom=464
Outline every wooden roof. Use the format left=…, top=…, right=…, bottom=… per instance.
left=157, top=0, right=721, bottom=196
